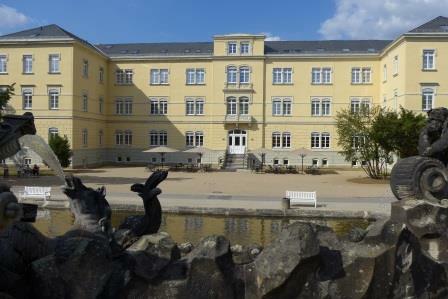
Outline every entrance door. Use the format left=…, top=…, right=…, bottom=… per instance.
left=228, top=130, right=247, bottom=154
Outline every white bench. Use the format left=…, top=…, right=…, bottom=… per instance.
left=285, top=191, right=317, bottom=208
left=19, top=186, right=51, bottom=202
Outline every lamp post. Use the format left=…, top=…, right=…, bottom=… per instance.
left=300, top=153, right=306, bottom=174
left=261, top=152, right=266, bottom=170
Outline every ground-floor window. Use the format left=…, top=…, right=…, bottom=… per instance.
left=273, top=158, right=279, bottom=165
left=311, top=132, right=330, bottom=149
left=82, top=129, right=88, bottom=147
left=312, top=158, right=319, bottom=166
left=149, top=130, right=167, bottom=146
left=272, top=132, right=291, bottom=149
left=322, top=158, right=328, bottom=167
left=185, top=131, right=203, bottom=147
left=283, top=159, right=289, bottom=165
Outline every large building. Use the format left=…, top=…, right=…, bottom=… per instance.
left=0, top=16, right=447, bottom=168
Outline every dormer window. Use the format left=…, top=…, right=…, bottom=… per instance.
left=240, top=42, right=250, bottom=54
left=228, top=42, right=237, bottom=54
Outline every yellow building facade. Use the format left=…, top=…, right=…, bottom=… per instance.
left=0, top=17, right=447, bottom=168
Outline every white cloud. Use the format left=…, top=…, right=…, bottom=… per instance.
left=262, top=32, right=282, bottom=41
left=0, top=4, right=29, bottom=28
left=319, top=0, right=448, bottom=39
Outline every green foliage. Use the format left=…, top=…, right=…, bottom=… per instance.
left=49, top=134, right=72, bottom=168
left=0, top=83, right=15, bottom=119
left=372, top=107, right=426, bottom=158
left=336, top=105, right=427, bottom=179
left=336, top=106, right=390, bottom=179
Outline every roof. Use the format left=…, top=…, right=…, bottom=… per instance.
left=96, top=42, right=213, bottom=57
left=0, top=24, right=104, bottom=56
left=264, top=40, right=391, bottom=54
left=409, top=16, right=448, bottom=33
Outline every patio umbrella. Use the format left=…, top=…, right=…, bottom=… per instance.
left=143, top=146, right=179, bottom=167
left=293, top=147, right=313, bottom=173
left=183, top=147, right=212, bottom=164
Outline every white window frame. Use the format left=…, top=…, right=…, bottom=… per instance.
left=48, top=127, right=59, bottom=140
left=393, top=55, right=399, bottom=75
left=116, top=97, right=133, bottom=115
left=228, top=42, right=237, bottom=55
left=227, top=97, right=237, bottom=115
left=311, top=132, right=330, bottom=149
left=82, top=93, right=88, bottom=112
left=240, top=42, right=250, bottom=55
left=0, top=54, right=7, bottom=74
left=351, top=68, right=361, bottom=84
left=312, top=67, right=332, bottom=84
left=350, top=97, right=371, bottom=113
left=22, top=87, right=33, bottom=110
left=226, top=66, right=238, bottom=84
left=82, top=129, right=88, bottom=147
left=423, top=49, right=436, bottom=70
left=186, top=131, right=204, bottom=147
left=82, top=59, right=89, bottom=78
left=49, top=54, right=60, bottom=73
left=273, top=68, right=293, bottom=84
left=99, top=97, right=104, bottom=113
left=23, top=55, right=33, bottom=74
left=48, top=87, right=60, bottom=110
left=422, top=88, right=435, bottom=111
left=150, top=68, right=169, bottom=85
left=383, top=64, right=387, bottom=82
left=116, top=69, right=133, bottom=85
left=239, top=66, right=250, bottom=84
left=99, top=67, right=104, bottom=83
left=272, top=97, right=292, bottom=116
left=186, top=68, right=205, bottom=85
left=311, top=97, right=331, bottom=116
left=149, top=97, right=168, bottom=115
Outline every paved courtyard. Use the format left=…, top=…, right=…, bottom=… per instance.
left=6, top=167, right=396, bottom=218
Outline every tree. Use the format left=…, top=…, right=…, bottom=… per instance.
left=372, top=107, right=426, bottom=158
left=0, top=83, right=15, bottom=119
left=49, top=135, right=72, bottom=168
left=336, top=106, right=391, bottom=179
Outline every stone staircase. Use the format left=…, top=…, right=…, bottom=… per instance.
left=224, top=153, right=246, bottom=170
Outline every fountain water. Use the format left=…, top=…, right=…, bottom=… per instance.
left=19, top=135, right=65, bottom=183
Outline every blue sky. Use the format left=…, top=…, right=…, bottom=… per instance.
left=0, top=0, right=447, bottom=43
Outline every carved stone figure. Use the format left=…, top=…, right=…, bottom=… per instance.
left=0, top=112, right=36, bottom=161
left=391, top=107, right=448, bottom=203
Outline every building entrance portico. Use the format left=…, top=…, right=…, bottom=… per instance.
left=228, top=129, right=247, bottom=154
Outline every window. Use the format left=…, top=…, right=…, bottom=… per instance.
left=228, top=42, right=237, bottom=54
left=185, top=98, right=204, bottom=115
left=82, top=129, right=88, bottom=147
left=150, top=69, right=169, bottom=84
left=227, top=66, right=237, bottom=83
left=239, top=97, right=249, bottom=115
left=312, top=158, right=319, bottom=166
left=23, top=55, right=33, bottom=74
left=116, top=69, right=133, bottom=85
left=393, top=55, right=399, bottom=75
left=283, top=159, right=289, bottom=165
left=82, top=93, right=88, bottom=112
left=226, top=97, right=250, bottom=115
left=272, top=68, right=292, bottom=84
left=272, top=132, right=290, bottom=149
left=99, top=97, right=104, bottom=113
left=48, top=88, right=59, bottom=110
left=383, top=64, right=387, bottom=82
left=352, top=135, right=365, bottom=149
left=48, top=127, right=58, bottom=140
left=351, top=68, right=361, bottom=84
left=273, top=158, right=280, bottom=165
left=116, top=97, right=133, bottom=115
left=311, top=132, right=330, bottom=149
left=322, top=158, right=328, bottom=167
left=149, top=98, right=168, bottom=115
left=186, top=131, right=204, bottom=147
left=49, top=54, right=60, bottom=73
left=82, top=59, right=89, bottom=77
left=99, top=130, right=103, bottom=146
left=282, top=132, right=291, bottom=148
left=351, top=97, right=371, bottom=113
left=362, top=68, right=371, bottom=83
left=311, top=67, right=331, bottom=84
left=115, top=130, right=132, bottom=145
left=150, top=131, right=167, bottom=146
left=227, top=97, right=237, bottom=115
left=239, top=67, right=250, bottom=83
left=99, top=67, right=104, bottom=83
left=423, top=50, right=435, bottom=70
left=240, top=42, right=250, bottom=54
left=22, top=88, right=32, bottom=109
left=422, top=88, right=435, bottom=111
left=272, top=132, right=281, bottom=148
left=24, top=158, right=32, bottom=165
left=272, top=97, right=292, bottom=116
left=186, top=68, right=205, bottom=84
left=0, top=55, right=7, bottom=73
left=311, top=97, right=331, bottom=116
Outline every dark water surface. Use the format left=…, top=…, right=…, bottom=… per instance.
left=33, top=209, right=371, bottom=247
